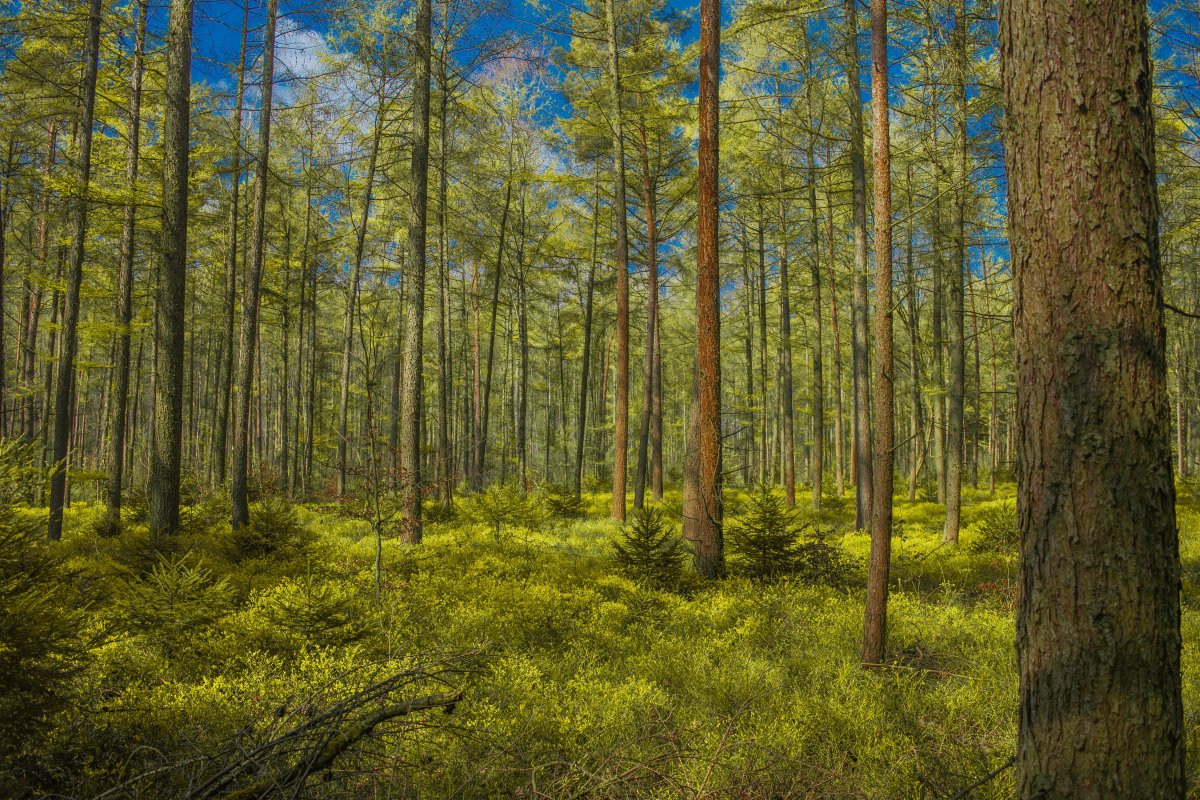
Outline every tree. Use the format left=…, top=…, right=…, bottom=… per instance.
left=232, top=0, right=279, bottom=531
left=605, top=0, right=631, bottom=521
left=46, top=0, right=101, bottom=541
left=1002, top=0, right=1186, bottom=794
left=105, top=0, right=147, bottom=526
left=401, top=0, right=433, bottom=544
left=684, top=0, right=723, bottom=579
left=844, top=0, right=872, bottom=531
left=861, top=0, right=893, bottom=667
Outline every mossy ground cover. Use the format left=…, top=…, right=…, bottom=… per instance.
left=6, top=482, right=1200, bottom=798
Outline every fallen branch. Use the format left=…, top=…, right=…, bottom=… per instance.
left=216, top=691, right=462, bottom=800
left=947, top=755, right=1015, bottom=800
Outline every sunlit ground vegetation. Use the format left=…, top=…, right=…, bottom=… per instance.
left=7, top=461, right=1200, bottom=798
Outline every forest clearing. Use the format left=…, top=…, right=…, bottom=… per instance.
left=0, top=0, right=1195, bottom=796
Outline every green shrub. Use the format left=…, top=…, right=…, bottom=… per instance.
left=112, top=553, right=232, bottom=658
left=727, top=484, right=805, bottom=580
left=261, top=570, right=372, bottom=648
left=231, top=496, right=313, bottom=559
left=613, top=506, right=685, bottom=589
left=463, top=483, right=546, bottom=540
left=0, top=493, right=89, bottom=761
left=544, top=484, right=588, bottom=520
left=967, top=500, right=1019, bottom=554
left=793, top=528, right=859, bottom=588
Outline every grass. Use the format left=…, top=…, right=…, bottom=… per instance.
left=3, top=480, right=1198, bottom=798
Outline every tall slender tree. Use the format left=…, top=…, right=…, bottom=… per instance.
left=231, top=0, right=278, bottom=531
left=47, top=0, right=101, bottom=541
left=862, top=0, right=893, bottom=667
left=685, top=0, right=723, bottom=579
left=105, top=0, right=147, bottom=525
left=401, top=0, right=433, bottom=544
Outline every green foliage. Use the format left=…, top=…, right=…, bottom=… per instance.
left=231, top=496, right=313, bottom=560
left=726, top=484, right=804, bottom=580
left=612, top=506, right=685, bottom=589
left=0, top=501, right=88, bottom=762
left=463, top=482, right=547, bottom=540
left=544, top=484, right=588, bottom=520
left=112, top=554, right=232, bottom=657
left=966, top=500, right=1019, bottom=554
left=260, top=569, right=372, bottom=649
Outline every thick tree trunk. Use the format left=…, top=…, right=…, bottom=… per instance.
left=605, top=0, right=631, bottom=521
left=47, top=0, right=101, bottom=541
left=862, top=0, right=894, bottom=666
left=231, top=0, right=277, bottom=531
left=802, top=91, right=819, bottom=510
left=400, top=0, right=432, bottom=543
left=685, top=0, right=724, bottom=579
left=1003, top=0, right=1186, bottom=793
left=105, top=0, right=147, bottom=523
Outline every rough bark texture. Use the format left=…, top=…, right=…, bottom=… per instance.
left=231, top=0, right=277, bottom=531
left=685, top=0, right=724, bottom=579
left=47, top=0, right=101, bottom=541
left=400, top=0, right=432, bottom=544
left=862, top=0, right=893, bottom=667
left=605, top=0, right=631, bottom=521
left=1002, top=0, right=1186, bottom=794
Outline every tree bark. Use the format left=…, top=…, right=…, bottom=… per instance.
left=1003, top=0, right=1185, bottom=793
left=862, top=0, right=893, bottom=666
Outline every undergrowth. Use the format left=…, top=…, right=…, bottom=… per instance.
left=4, top=478, right=1200, bottom=799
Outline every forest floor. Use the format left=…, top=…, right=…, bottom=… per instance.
left=8, top=481, right=1200, bottom=799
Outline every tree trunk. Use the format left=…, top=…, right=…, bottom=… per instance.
left=337, top=76, right=386, bottom=497
left=1004, top=0, right=1186, bottom=793
left=105, top=0, right=147, bottom=523
left=801, top=87, right=819, bottom=510
left=862, top=0, right=893, bottom=667
left=944, top=0, right=967, bottom=544
left=685, top=0, right=723, bottom=579
left=231, top=0, right=277, bottom=531
left=47, top=0, right=101, bottom=541
left=845, top=0, right=872, bottom=530
left=633, top=114, right=658, bottom=510
left=215, top=2, right=249, bottom=487
left=574, top=169, right=600, bottom=498
left=605, top=0, right=631, bottom=521
left=400, top=0, right=432, bottom=543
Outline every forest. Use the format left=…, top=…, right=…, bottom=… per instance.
left=0, top=0, right=1195, bottom=796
